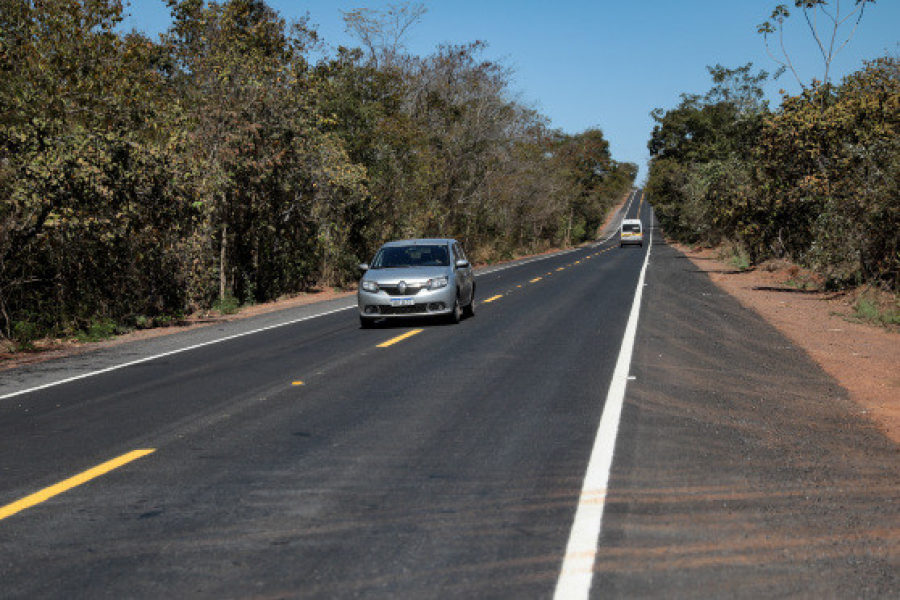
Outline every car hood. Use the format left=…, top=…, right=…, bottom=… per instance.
left=362, top=266, right=451, bottom=284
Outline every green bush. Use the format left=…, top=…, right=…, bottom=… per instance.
left=75, top=319, right=120, bottom=343
left=11, top=321, right=40, bottom=352
left=213, top=294, right=241, bottom=316
left=853, top=294, right=900, bottom=328
left=726, top=248, right=752, bottom=272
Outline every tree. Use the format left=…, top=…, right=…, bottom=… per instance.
left=164, top=0, right=367, bottom=296
left=649, top=66, right=770, bottom=166
left=342, top=2, right=426, bottom=69
left=0, top=0, right=637, bottom=348
left=647, top=64, right=772, bottom=247
left=757, top=0, right=876, bottom=89
left=755, top=56, right=900, bottom=286
left=0, top=0, right=194, bottom=340
left=551, top=129, right=616, bottom=244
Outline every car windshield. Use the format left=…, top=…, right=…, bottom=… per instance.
left=622, top=224, right=641, bottom=233
left=371, top=244, right=451, bottom=268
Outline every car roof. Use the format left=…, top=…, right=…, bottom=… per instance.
left=621, top=219, right=642, bottom=225
left=380, top=238, right=457, bottom=247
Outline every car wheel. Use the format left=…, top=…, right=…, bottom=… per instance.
left=447, top=296, right=462, bottom=324
left=462, top=294, right=475, bottom=318
left=360, top=315, right=377, bottom=329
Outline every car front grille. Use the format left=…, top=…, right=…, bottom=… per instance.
left=380, top=285, right=424, bottom=296
left=378, top=303, right=428, bottom=315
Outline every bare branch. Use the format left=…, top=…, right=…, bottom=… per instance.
left=800, top=2, right=830, bottom=66
left=760, top=0, right=876, bottom=87
left=342, top=2, right=426, bottom=69
left=833, top=1, right=871, bottom=57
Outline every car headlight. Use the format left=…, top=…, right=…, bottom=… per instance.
left=427, top=276, right=448, bottom=290
left=361, top=280, right=379, bottom=293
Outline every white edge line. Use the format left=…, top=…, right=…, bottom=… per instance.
left=553, top=210, right=652, bottom=600
left=0, top=305, right=355, bottom=401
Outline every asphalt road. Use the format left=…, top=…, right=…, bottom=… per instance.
left=1, top=190, right=897, bottom=599
left=598, top=228, right=899, bottom=598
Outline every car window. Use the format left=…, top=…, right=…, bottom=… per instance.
left=372, top=245, right=450, bottom=268
left=622, top=224, right=641, bottom=233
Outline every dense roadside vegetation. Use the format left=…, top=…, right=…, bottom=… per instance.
left=0, top=0, right=635, bottom=348
left=646, top=57, right=899, bottom=293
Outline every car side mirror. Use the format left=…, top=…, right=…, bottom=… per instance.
left=358, top=263, right=369, bottom=273
left=455, top=259, right=470, bottom=269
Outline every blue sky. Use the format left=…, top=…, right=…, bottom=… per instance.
left=121, top=1, right=899, bottom=183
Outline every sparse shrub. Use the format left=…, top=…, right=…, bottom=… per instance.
left=852, top=289, right=900, bottom=328
left=75, top=319, right=119, bottom=343
left=212, top=294, right=241, bottom=316
left=11, top=321, right=40, bottom=352
left=719, top=243, right=752, bottom=271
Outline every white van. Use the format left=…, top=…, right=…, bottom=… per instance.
left=619, top=219, right=643, bottom=247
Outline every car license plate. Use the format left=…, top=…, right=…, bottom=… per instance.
left=390, top=298, right=415, bottom=307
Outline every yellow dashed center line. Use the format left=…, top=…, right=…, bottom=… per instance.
left=0, top=449, right=156, bottom=522
left=475, top=248, right=620, bottom=313
left=378, top=329, right=424, bottom=348
left=292, top=381, right=305, bottom=386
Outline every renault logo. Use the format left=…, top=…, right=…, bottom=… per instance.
left=398, top=281, right=407, bottom=294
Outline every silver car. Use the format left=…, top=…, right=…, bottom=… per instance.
left=357, top=239, right=476, bottom=328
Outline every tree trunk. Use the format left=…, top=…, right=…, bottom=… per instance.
left=220, top=223, right=228, bottom=301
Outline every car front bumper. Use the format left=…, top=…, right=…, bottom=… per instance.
left=357, top=286, right=456, bottom=318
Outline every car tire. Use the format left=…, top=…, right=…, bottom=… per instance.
left=463, top=297, right=475, bottom=319
left=360, top=315, right=377, bottom=329
left=462, top=293, right=475, bottom=318
left=447, top=296, right=462, bottom=324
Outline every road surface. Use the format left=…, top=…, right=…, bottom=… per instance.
left=1, top=191, right=896, bottom=598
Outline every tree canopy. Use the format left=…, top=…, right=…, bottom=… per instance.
left=646, top=57, right=899, bottom=290
left=0, top=0, right=635, bottom=347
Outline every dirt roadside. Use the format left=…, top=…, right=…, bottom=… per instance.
left=674, top=243, right=899, bottom=445
left=0, top=287, right=358, bottom=372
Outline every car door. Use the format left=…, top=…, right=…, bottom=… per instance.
left=453, top=242, right=474, bottom=303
